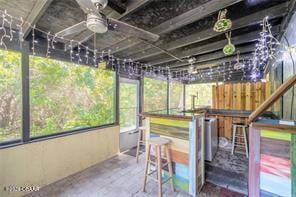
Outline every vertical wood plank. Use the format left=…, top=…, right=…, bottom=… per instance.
left=241, top=83, right=246, bottom=110
left=232, top=83, right=238, bottom=110
left=212, top=85, right=219, bottom=108
left=260, top=82, right=266, bottom=106
left=224, top=84, right=232, bottom=109
left=218, top=84, right=225, bottom=109
left=224, top=117, right=233, bottom=139
left=218, top=116, right=225, bottom=138
left=249, top=125, right=260, bottom=197
left=265, top=81, right=271, bottom=111
left=245, top=82, right=253, bottom=110
left=237, top=83, right=242, bottom=110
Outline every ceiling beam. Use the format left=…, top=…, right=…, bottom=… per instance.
left=64, top=0, right=153, bottom=50
left=129, top=3, right=288, bottom=62
left=155, top=26, right=279, bottom=68
left=23, top=0, right=53, bottom=38
left=108, top=0, right=126, bottom=14
left=171, top=53, right=253, bottom=71
left=108, top=0, right=154, bottom=19
left=166, top=44, right=255, bottom=69
left=105, top=0, right=243, bottom=54
left=148, top=28, right=267, bottom=66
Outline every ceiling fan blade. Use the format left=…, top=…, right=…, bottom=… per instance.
left=56, top=21, right=87, bottom=37
left=76, top=0, right=100, bottom=14
left=108, top=18, right=160, bottom=42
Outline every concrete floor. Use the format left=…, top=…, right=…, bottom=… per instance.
left=25, top=153, right=244, bottom=197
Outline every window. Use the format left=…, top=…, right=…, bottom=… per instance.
left=185, top=83, right=213, bottom=109
left=30, top=57, right=115, bottom=137
left=0, top=49, right=22, bottom=143
left=120, top=81, right=138, bottom=132
left=144, top=77, right=167, bottom=112
left=169, top=82, right=184, bottom=109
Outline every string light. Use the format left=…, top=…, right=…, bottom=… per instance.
left=0, top=9, right=287, bottom=82
left=77, top=42, right=82, bottom=64
left=69, top=40, right=74, bottom=61
left=31, top=25, right=36, bottom=55
left=85, top=46, right=89, bottom=64
left=46, top=32, right=51, bottom=58
left=17, top=17, right=24, bottom=46
left=0, top=10, right=7, bottom=49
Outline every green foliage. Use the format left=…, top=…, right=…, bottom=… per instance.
left=120, top=83, right=137, bottom=130
left=0, top=50, right=115, bottom=141
left=170, top=82, right=184, bottom=109
left=185, top=83, right=213, bottom=109
left=30, top=56, right=115, bottom=137
left=0, top=49, right=22, bottom=142
left=144, top=77, right=167, bottom=111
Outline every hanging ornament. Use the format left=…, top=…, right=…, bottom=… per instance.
left=213, top=9, right=232, bottom=32
left=223, top=32, right=235, bottom=55
left=234, top=51, right=244, bottom=70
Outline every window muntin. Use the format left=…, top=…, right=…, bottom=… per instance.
left=30, top=56, right=115, bottom=137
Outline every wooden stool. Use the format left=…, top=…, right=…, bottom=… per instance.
left=143, top=137, right=175, bottom=197
left=136, top=126, right=146, bottom=163
left=231, top=123, right=249, bottom=158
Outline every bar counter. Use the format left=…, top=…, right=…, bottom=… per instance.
left=143, top=108, right=276, bottom=140
left=142, top=108, right=277, bottom=195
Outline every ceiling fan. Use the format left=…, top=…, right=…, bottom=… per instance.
left=56, top=0, right=159, bottom=42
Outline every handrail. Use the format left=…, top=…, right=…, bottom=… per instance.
left=248, top=74, right=296, bottom=123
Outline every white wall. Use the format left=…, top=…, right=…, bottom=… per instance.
left=0, top=126, right=120, bottom=197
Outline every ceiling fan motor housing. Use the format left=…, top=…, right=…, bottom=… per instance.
left=87, top=13, right=108, bottom=33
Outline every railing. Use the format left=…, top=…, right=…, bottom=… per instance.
left=248, top=74, right=296, bottom=123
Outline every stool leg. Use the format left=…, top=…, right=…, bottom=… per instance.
left=143, top=144, right=151, bottom=192
left=157, top=145, right=162, bottom=197
left=165, top=146, right=175, bottom=192
left=136, top=129, right=142, bottom=163
left=243, top=127, right=249, bottom=158
left=231, top=125, right=237, bottom=155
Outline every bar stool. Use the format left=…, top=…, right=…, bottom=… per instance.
left=136, top=126, right=146, bottom=163
left=231, top=123, right=249, bottom=158
left=143, top=137, right=175, bottom=197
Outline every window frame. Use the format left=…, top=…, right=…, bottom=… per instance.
left=0, top=42, right=119, bottom=148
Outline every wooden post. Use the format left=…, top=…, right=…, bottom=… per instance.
left=245, top=82, right=253, bottom=110
left=249, top=125, right=260, bottom=197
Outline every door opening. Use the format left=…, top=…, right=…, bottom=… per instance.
left=119, top=78, right=139, bottom=152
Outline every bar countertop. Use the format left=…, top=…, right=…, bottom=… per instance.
left=143, top=108, right=277, bottom=120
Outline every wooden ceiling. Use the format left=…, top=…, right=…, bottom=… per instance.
left=0, top=0, right=293, bottom=82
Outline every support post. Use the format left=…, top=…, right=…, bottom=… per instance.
left=21, top=41, right=30, bottom=142
left=248, top=124, right=260, bottom=197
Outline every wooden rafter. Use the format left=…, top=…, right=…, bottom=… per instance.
left=23, top=0, right=53, bottom=38
left=170, top=53, right=253, bottom=71
left=149, top=43, right=255, bottom=67
left=105, top=0, right=243, bottom=54
left=128, top=2, right=288, bottom=62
